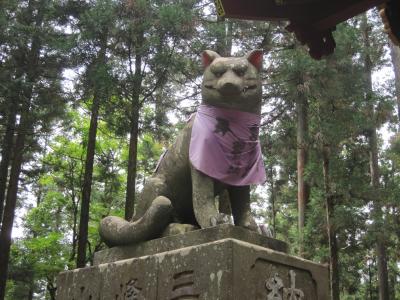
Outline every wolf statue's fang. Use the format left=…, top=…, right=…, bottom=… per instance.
left=99, top=50, right=267, bottom=247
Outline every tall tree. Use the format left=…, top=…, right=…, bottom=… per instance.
left=389, top=41, right=400, bottom=127
left=0, top=0, right=69, bottom=296
left=296, top=80, right=309, bottom=255
left=321, top=144, right=340, bottom=300
left=361, top=13, right=390, bottom=300
left=124, top=24, right=144, bottom=221
left=75, top=0, right=115, bottom=268
left=0, top=0, right=22, bottom=226
left=273, top=39, right=311, bottom=255
left=0, top=103, right=16, bottom=225
left=0, top=1, right=45, bottom=297
left=0, top=98, right=31, bottom=300
left=115, top=0, right=196, bottom=220
left=76, top=58, right=104, bottom=268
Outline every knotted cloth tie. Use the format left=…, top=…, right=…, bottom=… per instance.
left=189, top=105, right=266, bottom=186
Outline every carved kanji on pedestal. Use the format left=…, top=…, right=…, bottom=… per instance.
left=265, top=270, right=305, bottom=300
left=283, top=270, right=305, bottom=300
left=125, top=279, right=145, bottom=300
left=266, top=273, right=284, bottom=300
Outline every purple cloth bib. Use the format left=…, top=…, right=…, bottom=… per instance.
left=189, top=105, right=266, bottom=186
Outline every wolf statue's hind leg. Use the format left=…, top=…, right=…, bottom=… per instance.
left=131, top=176, right=168, bottom=222
left=99, top=175, right=173, bottom=247
left=99, top=196, right=173, bottom=247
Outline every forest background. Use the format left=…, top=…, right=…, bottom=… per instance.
left=0, top=0, right=400, bottom=299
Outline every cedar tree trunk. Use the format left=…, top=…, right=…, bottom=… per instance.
left=76, top=36, right=107, bottom=268
left=362, top=14, right=390, bottom=300
left=322, top=146, right=340, bottom=300
left=0, top=108, right=29, bottom=300
left=389, top=42, right=400, bottom=128
left=296, top=90, right=309, bottom=255
left=76, top=87, right=102, bottom=268
left=0, top=0, right=42, bottom=294
left=125, top=50, right=143, bottom=221
left=0, top=106, right=16, bottom=224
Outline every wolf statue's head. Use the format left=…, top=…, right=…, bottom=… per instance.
left=201, top=50, right=263, bottom=114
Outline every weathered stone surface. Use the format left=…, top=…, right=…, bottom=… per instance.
left=99, top=50, right=266, bottom=247
left=93, top=224, right=287, bottom=265
left=56, top=266, right=101, bottom=300
left=161, top=222, right=199, bottom=237
left=156, top=240, right=233, bottom=300
left=101, top=255, right=158, bottom=299
left=231, top=240, right=329, bottom=299
left=57, top=236, right=329, bottom=299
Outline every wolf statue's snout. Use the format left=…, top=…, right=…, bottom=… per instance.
left=218, top=81, right=242, bottom=95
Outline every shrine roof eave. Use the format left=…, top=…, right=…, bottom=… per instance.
left=217, top=0, right=386, bottom=32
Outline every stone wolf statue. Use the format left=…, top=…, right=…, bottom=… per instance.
left=100, top=50, right=267, bottom=246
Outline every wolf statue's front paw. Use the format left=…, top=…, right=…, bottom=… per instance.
left=210, top=213, right=231, bottom=227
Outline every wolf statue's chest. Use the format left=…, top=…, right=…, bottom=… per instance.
left=189, top=105, right=266, bottom=186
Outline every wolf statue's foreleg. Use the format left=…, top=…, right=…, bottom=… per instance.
left=191, top=165, right=228, bottom=227
left=228, top=185, right=258, bottom=231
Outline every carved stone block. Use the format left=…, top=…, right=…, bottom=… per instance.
left=156, top=239, right=233, bottom=299
left=57, top=266, right=101, bottom=300
left=100, top=255, right=158, bottom=299
left=56, top=228, right=329, bottom=299
left=231, top=240, right=327, bottom=299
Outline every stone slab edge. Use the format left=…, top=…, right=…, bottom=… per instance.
left=93, top=224, right=288, bottom=265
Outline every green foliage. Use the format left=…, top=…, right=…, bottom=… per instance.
left=137, top=133, right=164, bottom=175
left=257, top=16, right=399, bottom=298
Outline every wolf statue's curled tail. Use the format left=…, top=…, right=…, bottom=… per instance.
left=99, top=50, right=268, bottom=247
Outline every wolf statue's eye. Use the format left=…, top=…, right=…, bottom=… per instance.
left=234, top=69, right=245, bottom=77
left=210, top=64, right=227, bottom=77
left=213, top=71, right=224, bottom=77
left=233, top=64, right=247, bottom=77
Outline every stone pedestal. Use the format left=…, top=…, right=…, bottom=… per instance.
left=56, top=225, right=330, bottom=299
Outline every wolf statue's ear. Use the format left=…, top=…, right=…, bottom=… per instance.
left=246, top=49, right=263, bottom=71
left=202, top=50, right=220, bottom=68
